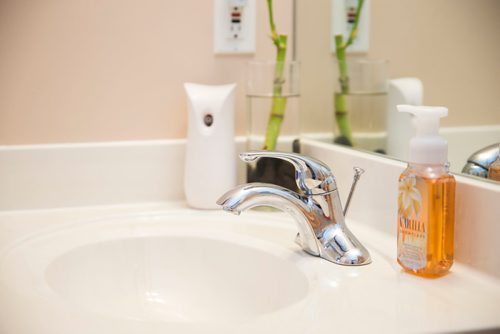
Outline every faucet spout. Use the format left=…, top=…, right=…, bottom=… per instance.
left=217, top=183, right=321, bottom=256
left=217, top=184, right=371, bottom=265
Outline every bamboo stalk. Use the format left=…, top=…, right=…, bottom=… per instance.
left=334, top=0, right=365, bottom=146
left=263, top=0, right=288, bottom=151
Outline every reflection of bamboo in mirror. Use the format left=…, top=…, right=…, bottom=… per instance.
left=334, top=0, right=365, bottom=146
left=263, top=0, right=288, bottom=151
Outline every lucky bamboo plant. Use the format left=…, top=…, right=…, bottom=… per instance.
left=246, top=0, right=297, bottom=191
left=262, top=0, right=288, bottom=151
left=334, top=0, right=365, bottom=146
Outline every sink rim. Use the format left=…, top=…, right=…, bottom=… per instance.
left=0, top=210, right=296, bottom=255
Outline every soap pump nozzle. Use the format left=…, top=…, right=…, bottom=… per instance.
left=397, top=104, right=449, bottom=165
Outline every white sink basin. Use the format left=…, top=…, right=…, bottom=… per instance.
left=0, top=210, right=316, bottom=333
left=46, top=235, right=308, bottom=322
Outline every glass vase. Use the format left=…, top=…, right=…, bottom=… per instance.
left=245, top=60, right=300, bottom=190
left=334, top=58, right=388, bottom=153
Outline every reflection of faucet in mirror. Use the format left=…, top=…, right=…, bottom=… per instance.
left=217, top=151, right=371, bottom=266
left=462, top=143, right=500, bottom=179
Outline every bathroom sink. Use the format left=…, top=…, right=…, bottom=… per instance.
left=45, top=235, right=308, bottom=322
left=0, top=210, right=316, bottom=333
left=2, top=206, right=499, bottom=334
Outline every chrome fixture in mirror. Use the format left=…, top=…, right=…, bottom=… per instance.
left=462, top=143, right=500, bottom=179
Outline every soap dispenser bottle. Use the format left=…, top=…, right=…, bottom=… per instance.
left=396, top=105, right=456, bottom=278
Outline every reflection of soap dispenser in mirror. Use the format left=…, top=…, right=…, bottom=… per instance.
left=488, top=144, right=500, bottom=181
left=184, top=83, right=237, bottom=209
left=396, top=105, right=456, bottom=278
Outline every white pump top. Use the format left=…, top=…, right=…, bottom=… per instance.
left=397, top=104, right=448, bottom=165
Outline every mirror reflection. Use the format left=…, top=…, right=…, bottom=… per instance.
left=295, top=0, right=500, bottom=181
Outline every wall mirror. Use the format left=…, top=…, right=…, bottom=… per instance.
left=295, top=0, right=500, bottom=182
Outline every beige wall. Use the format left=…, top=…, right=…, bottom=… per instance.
left=298, top=0, right=500, bottom=134
left=0, top=0, right=293, bottom=144
left=2, top=0, right=499, bottom=145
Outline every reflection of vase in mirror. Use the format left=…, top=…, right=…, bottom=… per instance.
left=334, top=58, right=388, bottom=153
left=246, top=61, right=300, bottom=191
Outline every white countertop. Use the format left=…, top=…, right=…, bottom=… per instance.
left=0, top=201, right=499, bottom=334
left=1, top=139, right=499, bottom=333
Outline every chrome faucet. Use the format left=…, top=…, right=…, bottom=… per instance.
left=217, top=151, right=371, bottom=266
left=462, top=143, right=499, bottom=178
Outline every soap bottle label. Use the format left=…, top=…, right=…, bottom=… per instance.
left=398, top=175, right=427, bottom=270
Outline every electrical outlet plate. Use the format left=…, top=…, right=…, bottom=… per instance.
left=214, top=0, right=256, bottom=54
left=331, top=0, right=370, bottom=53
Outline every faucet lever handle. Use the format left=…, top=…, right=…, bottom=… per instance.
left=343, top=167, right=365, bottom=216
left=240, top=151, right=336, bottom=195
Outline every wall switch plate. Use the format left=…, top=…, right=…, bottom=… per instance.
left=214, top=0, right=256, bottom=54
left=331, top=0, right=370, bottom=53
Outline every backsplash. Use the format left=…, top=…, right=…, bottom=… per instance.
left=0, top=141, right=185, bottom=210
